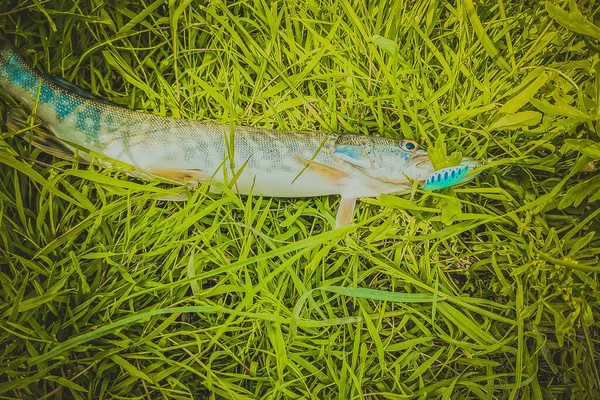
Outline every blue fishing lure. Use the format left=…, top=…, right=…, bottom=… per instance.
left=423, top=165, right=470, bottom=191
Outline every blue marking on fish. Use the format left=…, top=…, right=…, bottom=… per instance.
left=0, top=52, right=38, bottom=95
left=39, top=84, right=55, bottom=104
left=54, top=90, right=82, bottom=120
left=334, top=145, right=363, bottom=160
left=0, top=52, right=81, bottom=121
left=75, top=103, right=102, bottom=140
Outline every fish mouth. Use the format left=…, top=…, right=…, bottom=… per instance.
left=409, top=154, right=436, bottom=180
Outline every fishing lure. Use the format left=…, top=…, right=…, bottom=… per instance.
left=423, top=165, right=472, bottom=191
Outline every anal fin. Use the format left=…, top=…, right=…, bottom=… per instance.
left=6, top=108, right=91, bottom=163
left=158, top=191, right=191, bottom=202
left=147, top=167, right=207, bottom=186
left=335, top=196, right=357, bottom=228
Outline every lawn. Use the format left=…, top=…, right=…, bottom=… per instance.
left=1, top=0, right=599, bottom=398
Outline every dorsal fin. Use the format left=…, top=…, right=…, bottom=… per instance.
left=43, top=74, right=117, bottom=106
left=43, top=75, right=96, bottom=99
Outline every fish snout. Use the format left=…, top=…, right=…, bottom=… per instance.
left=408, top=154, right=436, bottom=180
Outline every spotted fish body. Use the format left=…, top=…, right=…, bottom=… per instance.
left=0, top=33, right=482, bottom=227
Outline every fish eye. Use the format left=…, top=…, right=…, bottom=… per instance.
left=400, top=140, right=419, bottom=152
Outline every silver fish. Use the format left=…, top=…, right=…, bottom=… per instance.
left=0, top=32, right=482, bottom=227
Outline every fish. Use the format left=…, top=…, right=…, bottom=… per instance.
left=0, top=31, right=483, bottom=227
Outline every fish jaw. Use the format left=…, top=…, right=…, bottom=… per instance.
left=398, top=151, right=436, bottom=182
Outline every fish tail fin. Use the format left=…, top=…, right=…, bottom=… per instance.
left=6, top=107, right=91, bottom=163
left=0, top=29, right=49, bottom=110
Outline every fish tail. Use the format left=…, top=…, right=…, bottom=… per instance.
left=0, top=30, right=87, bottom=162
left=0, top=28, right=46, bottom=107
left=0, top=29, right=103, bottom=154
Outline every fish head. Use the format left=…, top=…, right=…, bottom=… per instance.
left=380, top=139, right=434, bottom=182
left=332, top=137, right=483, bottom=192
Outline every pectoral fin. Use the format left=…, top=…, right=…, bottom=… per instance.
left=335, top=196, right=357, bottom=228
left=293, top=155, right=349, bottom=184
left=333, top=145, right=373, bottom=170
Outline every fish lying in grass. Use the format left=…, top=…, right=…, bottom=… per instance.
left=0, top=32, right=482, bottom=227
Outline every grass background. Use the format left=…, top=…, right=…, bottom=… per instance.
left=1, top=0, right=599, bottom=398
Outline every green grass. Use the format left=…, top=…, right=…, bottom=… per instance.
left=1, top=0, right=599, bottom=398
